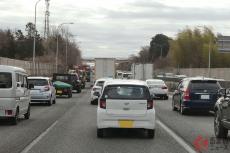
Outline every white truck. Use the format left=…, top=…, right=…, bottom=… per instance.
left=131, top=63, right=154, bottom=80
left=95, top=58, right=116, bottom=80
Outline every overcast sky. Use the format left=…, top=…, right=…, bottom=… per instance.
left=1, top=0, right=230, bottom=58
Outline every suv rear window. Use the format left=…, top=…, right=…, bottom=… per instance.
left=0, top=72, right=12, bottom=88
left=102, top=85, right=150, bottom=100
left=55, top=76, right=69, bottom=81
left=28, top=79, right=48, bottom=86
left=190, top=80, right=220, bottom=91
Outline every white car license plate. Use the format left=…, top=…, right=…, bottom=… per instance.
left=201, top=95, right=210, bottom=100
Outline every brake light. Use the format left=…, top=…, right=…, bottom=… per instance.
left=162, top=86, right=168, bottom=89
left=183, top=88, right=190, bottom=101
left=100, top=99, right=106, bottom=109
left=147, top=99, right=154, bottom=109
left=44, top=85, right=50, bottom=91
left=5, top=110, right=13, bottom=116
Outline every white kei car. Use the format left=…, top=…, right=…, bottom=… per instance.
left=28, top=77, right=56, bottom=106
left=96, top=80, right=155, bottom=138
left=146, top=79, right=169, bottom=100
left=90, top=78, right=112, bottom=105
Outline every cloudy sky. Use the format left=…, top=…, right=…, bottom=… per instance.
left=1, top=0, right=230, bottom=58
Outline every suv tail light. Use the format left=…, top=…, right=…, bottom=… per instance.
left=183, top=88, right=191, bottom=101
left=147, top=99, right=154, bottom=109
left=100, top=99, right=106, bottom=109
left=162, top=86, right=168, bottom=89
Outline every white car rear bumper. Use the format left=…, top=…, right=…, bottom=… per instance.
left=97, top=108, right=155, bottom=130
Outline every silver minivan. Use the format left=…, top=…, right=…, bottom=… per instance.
left=0, top=65, right=31, bottom=125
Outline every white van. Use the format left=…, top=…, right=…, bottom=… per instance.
left=0, top=65, right=31, bottom=125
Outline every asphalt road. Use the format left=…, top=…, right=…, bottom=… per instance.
left=0, top=89, right=229, bottom=153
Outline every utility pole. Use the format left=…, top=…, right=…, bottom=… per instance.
left=44, top=0, right=50, bottom=38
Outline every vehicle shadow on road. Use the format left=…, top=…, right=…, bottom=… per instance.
left=102, top=129, right=150, bottom=139
left=0, top=118, right=25, bottom=126
left=183, top=111, right=214, bottom=117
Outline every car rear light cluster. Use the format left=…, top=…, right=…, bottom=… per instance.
left=5, top=110, right=13, bottom=116
left=183, top=88, right=191, bottom=101
left=93, top=88, right=97, bottom=91
left=147, top=99, right=154, bottom=109
left=100, top=99, right=106, bottom=109
left=162, top=86, right=168, bottom=89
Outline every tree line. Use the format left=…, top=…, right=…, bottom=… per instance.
left=130, top=26, right=230, bottom=69
left=0, top=22, right=82, bottom=69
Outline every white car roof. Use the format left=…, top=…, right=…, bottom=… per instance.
left=0, top=65, right=26, bottom=73
left=96, top=78, right=113, bottom=82
left=146, top=79, right=164, bottom=82
left=28, top=76, right=50, bottom=80
left=105, top=79, right=147, bottom=86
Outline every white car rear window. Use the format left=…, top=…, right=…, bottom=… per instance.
left=102, top=85, right=150, bottom=100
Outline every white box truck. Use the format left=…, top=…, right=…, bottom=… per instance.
left=132, top=63, right=153, bottom=80
left=95, top=58, right=116, bottom=80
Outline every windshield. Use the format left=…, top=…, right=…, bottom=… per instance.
left=28, top=79, right=48, bottom=86
left=96, top=81, right=105, bottom=87
left=0, top=72, right=12, bottom=88
left=55, top=76, right=69, bottom=82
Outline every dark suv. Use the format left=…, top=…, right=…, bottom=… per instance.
left=53, top=73, right=81, bottom=93
left=214, top=88, right=230, bottom=138
left=172, top=77, right=221, bottom=115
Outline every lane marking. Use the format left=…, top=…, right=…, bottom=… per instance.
left=20, top=120, right=58, bottom=153
left=156, top=120, right=197, bottom=153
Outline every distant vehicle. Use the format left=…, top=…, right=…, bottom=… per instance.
left=116, top=71, right=123, bottom=79
left=53, top=81, right=73, bottom=98
left=122, top=72, right=133, bottom=79
left=78, top=70, right=86, bottom=89
left=172, top=77, right=221, bottom=115
left=95, top=58, right=116, bottom=80
left=131, top=64, right=153, bottom=80
left=28, top=77, right=56, bottom=106
left=146, top=79, right=168, bottom=100
left=0, top=65, right=32, bottom=125
left=96, top=80, right=155, bottom=138
left=214, top=88, right=230, bottom=138
left=175, top=75, right=187, bottom=79
left=90, top=78, right=112, bottom=105
left=53, top=73, right=81, bottom=93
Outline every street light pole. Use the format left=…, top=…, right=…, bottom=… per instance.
left=33, top=0, right=41, bottom=75
left=65, top=34, right=68, bottom=72
left=55, top=22, right=74, bottom=73
left=208, top=40, right=211, bottom=77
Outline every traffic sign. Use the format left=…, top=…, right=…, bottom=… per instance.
left=217, top=35, right=230, bottom=53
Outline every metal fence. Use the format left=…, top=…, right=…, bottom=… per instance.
left=0, top=57, right=55, bottom=76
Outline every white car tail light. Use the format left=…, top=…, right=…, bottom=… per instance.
left=147, top=99, right=154, bottom=109
left=100, top=99, right=106, bottom=109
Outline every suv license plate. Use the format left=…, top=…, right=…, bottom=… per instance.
left=201, top=95, right=210, bottom=100
left=119, top=120, right=133, bottom=128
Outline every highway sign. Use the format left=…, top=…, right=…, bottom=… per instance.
left=217, top=35, right=230, bottom=53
